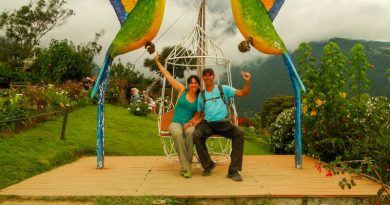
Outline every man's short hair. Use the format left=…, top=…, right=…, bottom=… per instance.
left=202, top=68, right=214, bottom=76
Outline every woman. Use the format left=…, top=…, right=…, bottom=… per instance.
left=156, top=53, right=202, bottom=178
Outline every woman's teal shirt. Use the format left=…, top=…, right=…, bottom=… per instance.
left=172, top=91, right=197, bottom=125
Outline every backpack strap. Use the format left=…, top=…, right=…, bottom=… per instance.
left=217, top=85, right=226, bottom=105
left=201, top=85, right=232, bottom=122
left=201, top=85, right=228, bottom=108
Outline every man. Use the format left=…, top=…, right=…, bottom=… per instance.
left=194, top=68, right=250, bottom=181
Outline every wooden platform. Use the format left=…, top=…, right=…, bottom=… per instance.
left=0, top=155, right=381, bottom=197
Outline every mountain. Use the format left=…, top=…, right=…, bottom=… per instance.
left=230, top=38, right=390, bottom=117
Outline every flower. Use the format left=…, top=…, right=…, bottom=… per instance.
left=325, top=170, right=333, bottom=177
left=315, top=98, right=323, bottom=106
left=148, top=107, right=152, bottom=110
left=310, top=110, right=317, bottom=117
left=136, top=108, right=140, bottom=112
left=315, top=162, right=323, bottom=173
left=339, top=92, right=347, bottom=98
left=302, top=105, right=308, bottom=114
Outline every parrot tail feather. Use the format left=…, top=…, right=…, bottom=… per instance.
left=91, top=54, right=113, bottom=98
left=282, top=52, right=306, bottom=93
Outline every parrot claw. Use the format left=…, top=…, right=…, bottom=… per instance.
left=238, top=37, right=253, bottom=53
left=145, top=42, right=155, bottom=54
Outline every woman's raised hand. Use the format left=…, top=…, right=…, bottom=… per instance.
left=155, top=52, right=160, bottom=64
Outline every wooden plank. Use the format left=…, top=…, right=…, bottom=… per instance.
left=0, top=156, right=382, bottom=197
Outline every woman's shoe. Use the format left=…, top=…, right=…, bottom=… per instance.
left=180, top=170, right=192, bottom=178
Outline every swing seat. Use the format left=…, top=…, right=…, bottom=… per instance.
left=158, top=109, right=232, bottom=164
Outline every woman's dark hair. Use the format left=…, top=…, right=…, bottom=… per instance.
left=187, top=75, right=201, bottom=95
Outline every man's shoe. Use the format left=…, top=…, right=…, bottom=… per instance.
left=202, top=163, right=216, bottom=176
left=227, top=170, right=243, bottom=181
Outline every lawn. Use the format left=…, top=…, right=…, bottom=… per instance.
left=0, top=104, right=270, bottom=189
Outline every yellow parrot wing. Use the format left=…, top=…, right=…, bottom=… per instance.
left=109, top=0, right=139, bottom=25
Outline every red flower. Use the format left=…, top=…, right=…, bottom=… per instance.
left=373, top=200, right=380, bottom=205
left=314, top=162, right=323, bottom=173
left=325, top=170, right=333, bottom=177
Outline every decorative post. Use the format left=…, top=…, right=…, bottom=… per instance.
left=60, top=104, right=71, bottom=140
left=283, top=54, right=302, bottom=169
left=196, top=0, right=206, bottom=77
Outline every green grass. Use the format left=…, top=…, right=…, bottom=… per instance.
left=0, top=104, right=269, bottom=189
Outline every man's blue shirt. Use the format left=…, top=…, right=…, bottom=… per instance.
left=197, top=85, right=236, bottom=122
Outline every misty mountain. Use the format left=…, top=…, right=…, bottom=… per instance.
left=230, top=38, right=390, bottom=117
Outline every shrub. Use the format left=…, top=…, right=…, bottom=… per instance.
left=23, top=85, right=51, bottom=111
left=105, top=80, right=120, bottom=104
left=259, top=95, right=294, bottom=130
left=295, top=41, right=390, bottom=191
left=60, top=81, right=87, bottom=105
left=269, top=108, right=295, bottom=154
left=0, top=95, right=29, bottom=131
left=128, top=100, right=152, bottom=117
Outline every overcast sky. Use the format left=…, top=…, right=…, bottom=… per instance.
left=1, top=0, right=390, bottom=72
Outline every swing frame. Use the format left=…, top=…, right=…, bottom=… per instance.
left=157, top=24, right=238, bottom=164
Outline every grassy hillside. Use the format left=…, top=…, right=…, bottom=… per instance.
left=231, top=38, right=390, bottom=116
left=0, top=105, right=269, bottom=189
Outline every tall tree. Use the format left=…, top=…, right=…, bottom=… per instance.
left=0, top=0, right=74, bottom=68
left=33, top=33, right=102, bottom=84
left=347, top=43, right=370, bottom=102
left=143, top=46, right=196, bottom=79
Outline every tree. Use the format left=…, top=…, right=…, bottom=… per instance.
left=259, top=95, right=294, bottom=129
left=33, top=34, right=102, bottom=84
left=297, top=42, right=349, bottom=161
left=111, top=60, right=147, bottom=85
left=0, top=0, right=74, bottom=67
left=143, top=46, right=196, bottom=79
left=347, top=43, right=370, bottom=103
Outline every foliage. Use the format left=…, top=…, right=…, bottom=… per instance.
left=143, top=46, right=196, bottom=79
left=0, top=0, right=74, bottom=68
left=0, top=82, right=92, bottom=132
left=0, top=95, right=29, bottom=131
left=128, top=100, right=152, bottom=116
left=105, top=80, right=121, bottom=104
left=293, top=41, right=390, bottom=193
left=107, top=61, right=154, bottom=105
left=269, top=108, right=295, bottom=154
left=297, top=42, right=350, bottom=161
left=347, top=44, right=370, bottom=98
left=259, top=95, right=294, bottom=129
left=33, top=36, right=102, bottom=84
left=232, top=38, right=390, bottom=116
left=60, top=81, right=89, bottom=105
left=315, top=157, right=389, bottom=203
left=111, top=61, right=147, bottom=85
left=0, top=36, right=19, bottom=67
left=0, top=62, right=38, bottom=86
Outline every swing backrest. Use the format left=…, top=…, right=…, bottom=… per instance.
left=158, top=109, right=174, bottom=136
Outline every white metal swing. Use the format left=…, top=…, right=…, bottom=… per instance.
left=157, top=19, right=239, bottom=164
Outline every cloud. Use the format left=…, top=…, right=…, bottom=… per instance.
left=1, top=0, right=390, bottom=72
